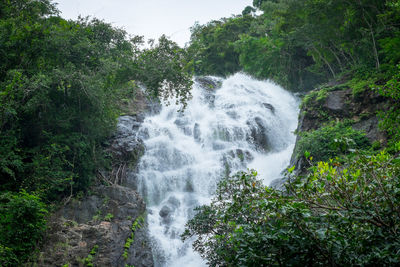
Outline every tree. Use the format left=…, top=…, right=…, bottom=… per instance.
left=183, top=150, right=400, bottom=266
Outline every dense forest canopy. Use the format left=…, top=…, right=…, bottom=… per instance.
left=188, top=0, right=400, bottom=91
left=0, top=0, right=192, bottom=264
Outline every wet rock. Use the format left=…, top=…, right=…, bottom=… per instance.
left=159, top=198, right=180, bottom=224
left=184, top=179, right=194, bottom=192
left=262, top=103, right=275, bottom=114
left=226, top=110, right=238, bottom=119
left=195, top=76, right=222, bottom=91
left=269, top=177, right=288, bottom=190
left=212, top=141, right=226, bottom=150
left=167, top=196, right=181, bottom=208
left=195, top=76, right=222, bottom=108
left=110, top=115, right=145, bottom=164
left=247, top=117, right=270, bottom=152
left=227, top=149, right=254, bottom=165
left=193, top=123, right=201, bottom=142
left=137, top=128, right=150, bottom=140
left=174, top=117, right=189, bottom=128
left=146, top=97, right=162, bottom=115
left=159, top=205, right=172, bottom=218
left=174, top=118, right=192, bottom=136
left=37, top=185, right=153, bottom=267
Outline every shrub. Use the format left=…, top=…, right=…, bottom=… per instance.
left=295, top=121, right=370, bottom=164
left=376, top=65, right=400, bottom=150
left=183, top=149, right=400, bottom=266
left=0, top=191, right=47, bottom=266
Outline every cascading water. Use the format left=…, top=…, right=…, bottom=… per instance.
left=136, top=73, right=299, bottom=266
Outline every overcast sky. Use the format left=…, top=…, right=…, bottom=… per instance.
left=55, top=0, right=253, bottom=47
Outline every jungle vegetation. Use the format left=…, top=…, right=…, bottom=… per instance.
left=183, top=0, right=400, bottom=266
left=0, top=0, right=192, bottom=264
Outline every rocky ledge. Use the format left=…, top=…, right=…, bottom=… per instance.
left=37, top=185, right=153, bottom=267
left=270, top=83, right=389, bottom=188
left=37, top=114, right=153, bottom=267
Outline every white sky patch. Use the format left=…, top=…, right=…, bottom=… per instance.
left=55, top=0, right=253, bottom=47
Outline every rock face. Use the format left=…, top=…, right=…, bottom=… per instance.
left=110, top=115, right=145, bottom=163
left=195, top=76, right=223, bottom=108
left=271, top=85, right=389, bottom=189
left=37, top=185, right=153, bottom=267
left=247, top=116, right=270, bottom=152
left=37, top=114, right=154, bottom=267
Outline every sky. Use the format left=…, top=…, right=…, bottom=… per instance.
left=55, top=0, right=253, bottom=47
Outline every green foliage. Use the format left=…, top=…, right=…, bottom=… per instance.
left=184, top=151, right=400, bottom=266
left=300, top=87, right=332, bottom=109
left=376, top=64, right=400, bottom=149
left=104, top=213, right=114, bottom=221
left=137, top=35, right=193, bottom=110
left=187, top=0, right=400, bottom=92
left=0, top=0, right=194, bottom=202
left=187, top=15, right=257, bottom=77
left=82, top=244, right=98, bottom=267
left=123, top=215, right=145, bottom=260
left=0, top=191, right=47, bottom=266
left=295, top=121, right=370, bottom=163
left=0, top=1, right=194, bottom=264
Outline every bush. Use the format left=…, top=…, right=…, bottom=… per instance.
left=0, top=191, right=47, bottom=266
left=295, top=121, right=370, bottom=164
left=183, top=149, right=400, bottom=266
left=377, top=65, right=400, bottom=151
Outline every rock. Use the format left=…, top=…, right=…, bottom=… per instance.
left=226, top=110, right=238, bottom=119
left=247, top=117, right=270, bottom=152
left=110, top=115, right=145, bottom=164
left=145, top=97, right=162, bottom=115
left=262, top=103, right=275, bottom=114
left=184, top=179, right=194, bottom=192
left=352, top=116, right=386, bottom=144
left=193, top=123, right=201, bottom=142
left=174, top=117, right=189, bottom=128
left=174, top=117, right=193, bottom=136
left=212, top=141, right=226, bottom=150
left=269, top=177, right=288, bottom=190
left=195, top=76, right=222, bottom=108
left=324, top=90, right=345, bottom=111
left=159, top=205, right=172, bottom=218
left=37, top=185, right=154, bottom=267
left=203, top=93, right=216, bottom=108
left=227, top=149, right=254, bottom=163
left=159, top=197, right=181, bottom=224
left=283, top=84, right=389, bottom=183
left=195, top=76, right=222, bottom=91
left=167, top=196, right=181, bottom=208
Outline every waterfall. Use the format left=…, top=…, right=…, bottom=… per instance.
left=135, top=73, right=299, bottom=266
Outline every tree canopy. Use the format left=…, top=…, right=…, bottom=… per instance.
left=0, top=1, right=192, bottom=264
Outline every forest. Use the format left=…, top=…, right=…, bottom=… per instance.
left=1, top=0, right=400, bottom=266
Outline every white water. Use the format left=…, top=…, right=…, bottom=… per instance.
left=136, top=73, right=299, bottom=266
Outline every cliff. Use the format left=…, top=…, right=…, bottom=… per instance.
left=36, top=113, right=154, bottom=266
left=271, top=80, right=390, bottom=188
